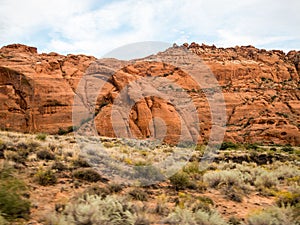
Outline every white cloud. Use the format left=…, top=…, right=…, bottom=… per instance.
left=0, top=0, right=299, bottom=57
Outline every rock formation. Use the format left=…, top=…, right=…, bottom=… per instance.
left=0, top=43, right=299, bottom=145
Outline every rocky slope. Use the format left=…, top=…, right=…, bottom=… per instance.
left=0, top=43, right=299, bottom=145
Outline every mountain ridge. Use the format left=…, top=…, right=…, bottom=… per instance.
left=0, top=43, right=299, bottom=145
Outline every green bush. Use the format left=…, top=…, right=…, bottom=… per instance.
left=0, top=162, right=31, bottom=220
left=36, top=133, right=47, bottom=141
left=191, top=196, right=214, bottom=212
left=169, top=171, right=190, bottom=190
left=281, top=145, right=294, bottom=153
left=58, top=127, right=74, bottom=135
left=275, top=188, right=300, bottom=207
left=220, top=142, right=238, bottom=150
left=245, top=143, right=259, bottom=150
left=183, top=161, right=201, bottom=174
left=35, top=168, right=57, bottom=186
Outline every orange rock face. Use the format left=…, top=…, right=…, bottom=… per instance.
left=0, top=43, right=299, bottom=145
left=0, top=44, right=95, bottom=133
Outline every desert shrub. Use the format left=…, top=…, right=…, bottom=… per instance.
left=254, top=170, right=278, bottom=189
left=128, top=189, right=148, bottom=201
left=72, top=168, right=106, bottom=182
left=228, top=216, right=241, bottom=225
left=46, top=194, right=143, bottom=225
left=0, top=162, right=31, bottom=220
left=51, top=161, right=67, bottom=171
left=72, top=158, right=90, bottom=168
left=36, top=149, right=55, bottom=160
left=169, top=171, right=190, bottom=190
left=220, top=142, right=238, bottom=150
left=275, top=187, right=300, bottom=207
left=235, top=162, right=257, bottom=176
left=36, top=133, right=47, bottom=141
left=194, top=209, right=228, bottom=225
left=164, top=207, right=227, bottom=225
left=84, top=185, right=111, bottom=198
left=281, top=145, right=294, bottom=153
left=191, top=196, right=214, bottom=212
left=223, top=186, right=244, bottom=202
left=247, top=206, right=298, bottom=225
left=164, top=207, right=195, bottom=224
left=58, top=127, right=73, bottom=135
left=26, top=140, right=41, bottom=150
left=245, top=143, right=259, bottom=150
left=4, top=150, right=26, bottom=164
left=133, top=165, right=165, bottom=184
left=107, top=183, right=123, bottom=193
left=203, top=171, right=223, bottom=188
left=35, top=168, right=57, bottom=186
left=203, top=170, right=250, bottom=202
left=217, top=161, right=237, bottom=170
left=154, top=194, right=169, bottom=216
left=183, top=161, right=201, bottom=174
left=195, top=180, right=208, bottom=192
left=273, top=164, right=300, bottom=181
left=155, top=202, right=169, bottom=216
left=203, top=170, right=246, bottom=189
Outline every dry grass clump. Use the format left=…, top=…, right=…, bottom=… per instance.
left=34, top=167, right=57, bottom=186
left=246, top=206, right=299, bottom=225
left=72, top=168, right=107, bottom=183
left=45, top=194, right=149, bottom=225
left=36, top=149, right=55, bottom=160
left=128, top=188, right=148, bottom=201
left=164, top=207, right=227, bottom=225
left=203, top=170, right=251, bottom=202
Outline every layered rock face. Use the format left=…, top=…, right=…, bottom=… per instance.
left=0, top=44, right=95, bottom=133
left=187, top=43, right=300, bottom=145
left=0, top=43, right=299, bottom=145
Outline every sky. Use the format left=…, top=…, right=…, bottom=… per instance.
left=0, top=0, right=299, bottom=58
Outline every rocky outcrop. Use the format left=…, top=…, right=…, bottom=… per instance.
left=0, top=44, right=95, bottom=133
left=187, top=43, right=300, bottom=145
left=0, top=43, right=299, bottom=145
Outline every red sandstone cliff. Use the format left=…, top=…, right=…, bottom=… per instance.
left=0, top=43, right=299, bottom=145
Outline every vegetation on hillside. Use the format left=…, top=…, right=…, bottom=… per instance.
left=0, top=131, right=299, bottom=224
